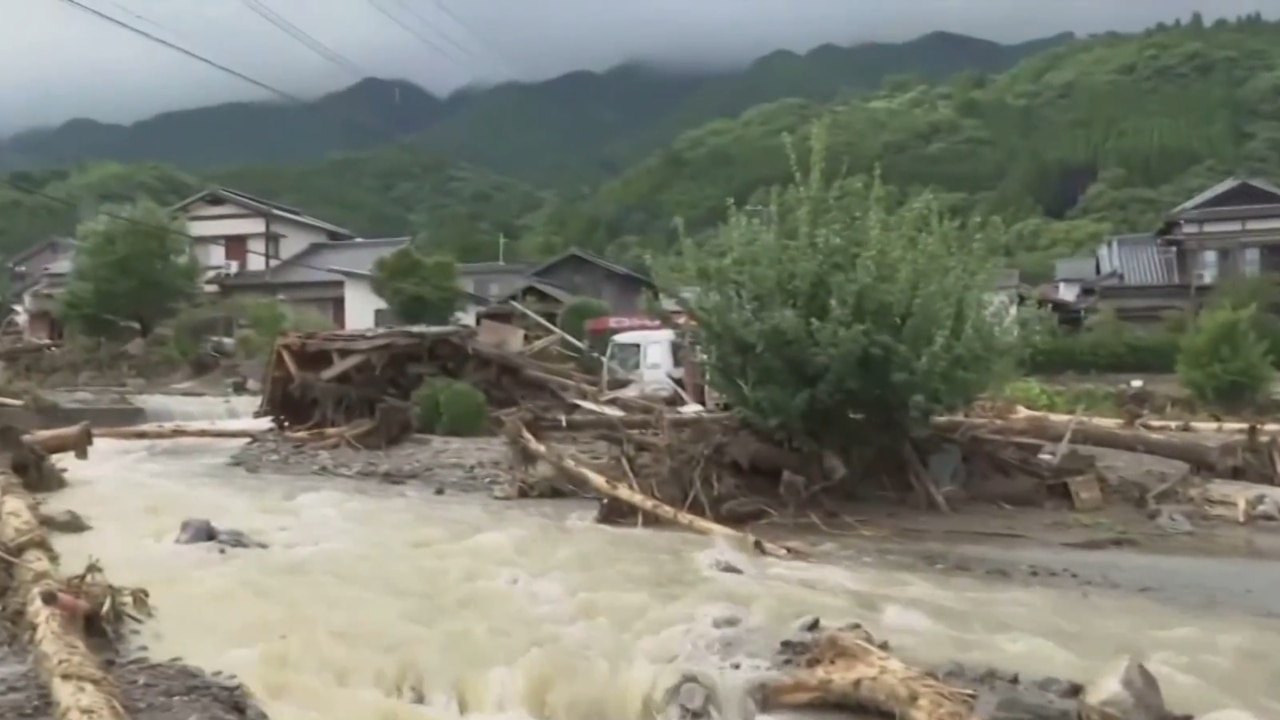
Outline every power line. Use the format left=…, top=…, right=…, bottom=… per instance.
left=364, top=0, right=470, bottom=74
left=425, top=0, right=518, bottom=76
left=383, top=0, right=492, bottom=71
left=240, top=0, right=368, bottom=78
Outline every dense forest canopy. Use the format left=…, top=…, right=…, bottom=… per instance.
left=1, top=14, right=1276, bottom=281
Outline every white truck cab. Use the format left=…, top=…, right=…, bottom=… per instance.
left=603, top=328, right=684, bottom=399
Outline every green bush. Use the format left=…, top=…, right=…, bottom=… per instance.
left=557, top=296, right=611, bottom=340
left=411, top=379, right=489, bottom=436
left=1027, top=312, right=1180, bottom=374
left=436, top=381, right=490, bottom=436
left=995, top=377, right=1118, bottom=414
left=1176, top=305, right=1274, bottom=411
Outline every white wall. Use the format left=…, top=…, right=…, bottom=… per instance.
left=1183, top=217, right=1280, bottom=234
left=181, top=200, right=330, bottom=272
left=342, top=275, right=482, bottom=329
left=342, top=276, right=385, bottom=330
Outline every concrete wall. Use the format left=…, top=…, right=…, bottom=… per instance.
left=342, top=275, right=385, bottom=330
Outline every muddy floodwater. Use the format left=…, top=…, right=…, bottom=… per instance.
left=34, top=397, right=1280, bottom=719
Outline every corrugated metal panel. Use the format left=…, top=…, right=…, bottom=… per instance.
left=1109, top=234, right=1178, bottom=286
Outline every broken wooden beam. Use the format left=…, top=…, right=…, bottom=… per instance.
left=24, top=421, right=93, bottom=459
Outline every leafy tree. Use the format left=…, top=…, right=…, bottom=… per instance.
left=656, top=128, right=1022, bottom=476
left=1177, top=305, right=1274, bottom=410
left=60, top=200, right=199, bottom=338
left=370, top=247, right=460, bottom=325
left=557, top=297, right=610, bottom=341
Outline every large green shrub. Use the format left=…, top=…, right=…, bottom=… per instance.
left=557, top=296, right=611, bottom=341
left=1176, top=305, right=1274, bottom=410
left=411, top=379, right=489, bottom=436
left=655, top=124, right=1024, bottom=455
left=1027, top=312, right=1181, bottom=374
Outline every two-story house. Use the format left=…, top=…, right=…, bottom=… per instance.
left=1051, top=177, right=1280, bottom=325
left=170, top=187, right=356, bottom=287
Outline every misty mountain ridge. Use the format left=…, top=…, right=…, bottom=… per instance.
left=0, top=29, right=1077, bottom=184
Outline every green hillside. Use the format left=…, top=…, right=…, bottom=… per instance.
left=0, top=31, right=1070, bottom=186
left=542, top=13, right=1275, bottom=278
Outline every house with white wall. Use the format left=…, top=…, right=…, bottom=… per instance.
left=218, top=237, right=410, bottom=328
left=170, top=187, right=355, bottom=289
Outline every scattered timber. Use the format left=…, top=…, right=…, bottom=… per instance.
left=761, top=623, right=975, bottom=720
left=0, top=425, right=139, bottom=720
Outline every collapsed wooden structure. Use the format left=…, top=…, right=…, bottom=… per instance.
left=256, top=325, right=645, bottom=448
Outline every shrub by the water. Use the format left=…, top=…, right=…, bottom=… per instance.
left=436, top=381, right=490, bottom=436
left=1176, top=304, right=1274, bottom=411
left=411, top=379, right=447, bottom=433
left=412, top=379, right=489, bottom=436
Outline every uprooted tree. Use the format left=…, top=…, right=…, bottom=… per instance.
left=654, top=125, right=1027, bottom=509
left=60, top=200, right=200, bottom=338
left=370, top=247, right=461, bottom=325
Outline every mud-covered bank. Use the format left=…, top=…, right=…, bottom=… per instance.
left=0, top=644, right=266, bottom=720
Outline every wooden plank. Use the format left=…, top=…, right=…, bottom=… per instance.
left=318, top=351, right=370, bottom=382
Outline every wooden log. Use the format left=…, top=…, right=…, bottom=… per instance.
left=530, top=411, right=734, bottom=432
left=1008, top=406, right=1280, bottom=434
left=24, top=422, right=94, bottom=459
left=933, top=416, right=1224, bottom=472
left=94, top=425, right=261, bottom=440
left=760, top=624, right=975, bottom=720
left=0, top=474, right=127, bottom=720
left=509, top=420, right=800, bottom=559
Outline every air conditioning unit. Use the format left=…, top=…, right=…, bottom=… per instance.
left=1193, top=270, right=1215, bottom=285
left=224, top=260, right=241, bottom=275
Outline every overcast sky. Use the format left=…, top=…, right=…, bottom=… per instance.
left=0, top=0, right=1271, bottom=135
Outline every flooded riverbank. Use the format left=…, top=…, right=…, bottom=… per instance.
left=25, top=429, right=1278, bottom=720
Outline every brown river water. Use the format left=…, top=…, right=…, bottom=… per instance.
left=34, top=396, right=1280, bottom=719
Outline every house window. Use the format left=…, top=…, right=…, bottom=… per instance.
left=265, top=237, right=280, bottom=260
left=1244, top=247, right=1262, bottom=277
left=1197, top=249, right=1219, bottom=283
left=223, top=236, right=248, bottom=266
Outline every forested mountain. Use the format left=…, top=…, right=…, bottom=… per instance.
left=0, top=31, right=1071, bottom=186
left=3, top=14, right=1277, bottom=282
left=0, top=146, right=545, bottom=263
left=540, top=12, right=1278, bottom=279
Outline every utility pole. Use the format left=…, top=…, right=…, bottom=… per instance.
left=498, top=233, right=507, bottom=264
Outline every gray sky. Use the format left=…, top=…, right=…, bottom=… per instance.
left=0, top=0, right=1271, bottom=135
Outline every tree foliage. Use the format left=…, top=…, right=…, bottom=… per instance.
left=657, top=129, right=1022, bottom=454
left=1177, top=305, right=1274, bottom=410
left=370, top=248, right=460, bottom=325
left=60, top=200, right=199, bottom=337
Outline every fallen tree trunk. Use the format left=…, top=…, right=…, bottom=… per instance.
left=1008, top=406, right=1280, bottom=434
left=527, top=411, right=734, bottom=432
left=507, top=420, right=799, bottom=559
left=94, top=425, right=261, bottom=440
left=934, top=415, right=1225, bottom=472
left=0, top=475, right=126, bottom=720
left=24, top=422, right=94, bottom=459
left=760, top=623, right=975, bottom=720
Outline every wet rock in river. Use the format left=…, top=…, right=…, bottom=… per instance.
left=174, top=517, right=267, bottom=549
left=38, top=508, right=91, bottom=533
left=1081, top=655, right=1167, bottom=720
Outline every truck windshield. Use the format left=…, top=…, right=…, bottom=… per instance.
left=609, top=342, right=642, bottom=374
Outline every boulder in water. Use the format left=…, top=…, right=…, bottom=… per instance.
left=39, top=509, right=92, bottom=533
left=174, top=517, right=266, bottom=549
left=1081, top=655, right=1167, bottom=720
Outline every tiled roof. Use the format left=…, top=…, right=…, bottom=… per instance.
left=220, top=237, right=409, bottom=286
left=171, top=187, right=355, bottom=239
left=1169, top=176, right=1280, bottom=216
